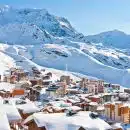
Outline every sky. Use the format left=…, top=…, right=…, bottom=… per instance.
left=0, top=0, right=130, bottom=35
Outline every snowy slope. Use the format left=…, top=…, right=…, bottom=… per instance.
left=80, top=43, right=130, bottom=69
left=85, top=30, right=130, bottom=49
left=0, top=44, right=81, bottom=81
left=0, top=23, right=54, bottom=44
left=0, top=50, right=16, bottom=75
left=0, top=5, right=78, bottom=44
left=0, top=43, right=130, bottom=88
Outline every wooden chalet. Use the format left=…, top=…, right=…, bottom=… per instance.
left=23, top=111, right=112, bottom=130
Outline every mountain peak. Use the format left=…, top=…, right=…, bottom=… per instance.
left=99, top=29, right=126, bottom=36
left=86, top=29, right=130, bottom=48
left=17, top=7, right=49, bottom=15
left=111, top=29, right=123, bottom=32
left=0, top=6, right=78, bottom=44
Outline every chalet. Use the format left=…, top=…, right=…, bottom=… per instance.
left=0, top=111, right=10, bottom=130
left=15, top=80, right=32, bottom=89
left=3, top=72, right=17, bottom=84
left=41, top=106, right=65, bottom=113
left=104, top=102, right=130, bottom=124
left=23, top=111, right=112, bottom=130
left=11, top=68, right=27, bottom=81
left=41, top=102, right=82, bottom=114
left=0, top=98, right=22, bottom=130
left=3, top=75, right=17, bottom=83
left=0, top=82, right=15, bottom=98
left=29, top=85, right=43, bottom=101
left=17, top=102, right=40, bottom=120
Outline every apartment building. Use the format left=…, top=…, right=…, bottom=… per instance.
left=104, top=102, right=130, bottom=124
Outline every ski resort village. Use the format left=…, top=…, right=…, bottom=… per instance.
left=0, top=3, right=130, bottom=130
left=0, top=66, right=130, bottom=130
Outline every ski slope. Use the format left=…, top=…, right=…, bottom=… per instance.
left=0, top=43, right=130, bottom=88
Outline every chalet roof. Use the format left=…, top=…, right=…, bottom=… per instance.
left=0, top=82, right=15, bottom=92
left=111, top=123, right=123, bottom=129
left=0, top=103, right=22, bottom=122
left=0, top=97, right=39, bottom=115
left=0, top=111, right=10, bottom=130
left=23, top=111, right=111, bottom=130
left=16, top=102, right=40, bottom=114
left=89, top=102, right=98, bottom=106
left=49, top=101, right=71, bottom=108
left=15, top=80, right=32, bottom=89
left=65, top=106, right=82, bottom=111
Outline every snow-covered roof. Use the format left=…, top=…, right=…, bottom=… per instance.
left=89, top=102, right=98, bottom=106
left=16, top=102, right=40, bottom=114
left=0, top=111, right=10, bottom=130
left=0, top=104, right=21, bottom=121
left=24, top=111, right=111, bottom=130
left=0, top=82, right=15, bottom=92
left=111, top=123, right=123, bottom=129
left=15, top=80, right=32, bottom=87
left=49, top=101, right=72, bottom=108
left=65, top=106, right=82, bottom=111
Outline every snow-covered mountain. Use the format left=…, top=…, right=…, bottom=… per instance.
left=85, top=30, right=130, bottom=49
left=0, top=5, right=80, bottom=44
left=1, top=41, right=130, bottom=88
left=1, top=5, right=130, bottom=87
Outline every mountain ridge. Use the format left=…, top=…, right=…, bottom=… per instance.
left=86, top=30, right=130, bottom=49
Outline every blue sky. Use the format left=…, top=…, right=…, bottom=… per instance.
left=0, top=0, right=130, bottom=35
